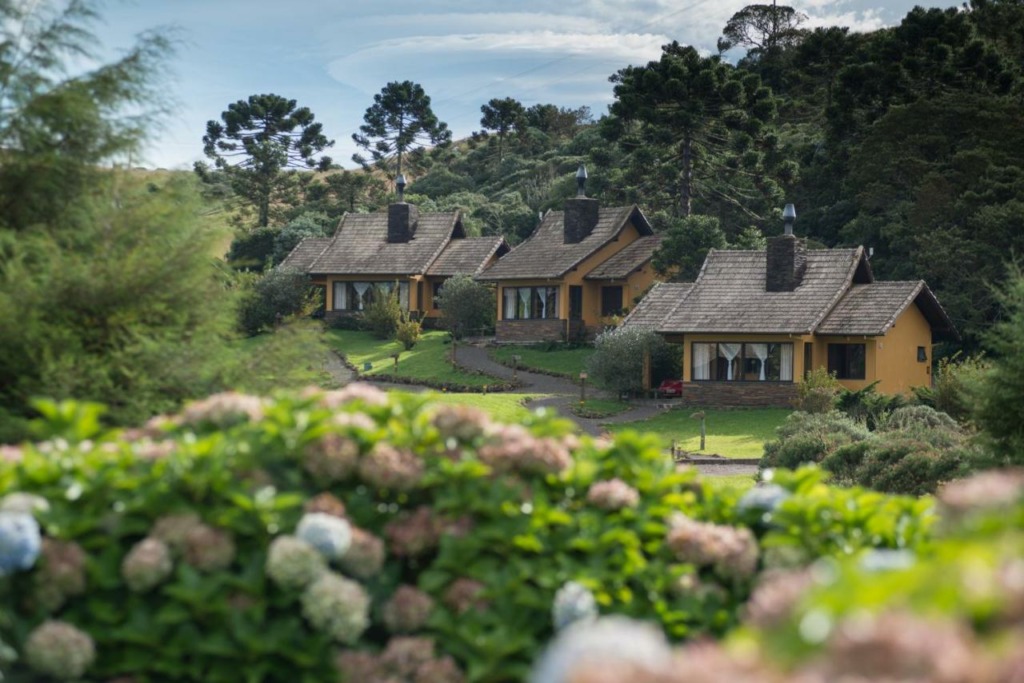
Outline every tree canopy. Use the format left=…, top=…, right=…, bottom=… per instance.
left=351, top=80, right=451, bottom=176
left=202, top=93, right=334, bottom=227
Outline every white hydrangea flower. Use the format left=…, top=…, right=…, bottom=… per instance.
left=266, top=535, right=327, bottom=590
left=300, top=571, right=370, bottom=644
left=552, top=581, right=598, bottom=631
left=530, top=616, right=672, bottom=683
left=296, top=512, right=352, bottom=561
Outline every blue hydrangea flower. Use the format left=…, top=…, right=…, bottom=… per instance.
left=552, top=581, right=598, bottom=631
left=0, top=511, right=41, bottom=576
left=737, top=484, right=791, bottom=514
left=295, top=513, right=352, bottom=561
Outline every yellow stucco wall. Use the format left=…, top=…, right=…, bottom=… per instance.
left=868, top=303, right=933, bottom=394
left=675, top=304, right=932, bottom=395
left=496, top=220, right=648, bottom=326
left=324, top=275, right=424, bottom=312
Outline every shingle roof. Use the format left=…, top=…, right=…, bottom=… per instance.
left=584, top=235, right=662, bottom=280
left=657, top=247, right=865, bottom=334
left=622, top=282, right=694, bottom=328
left=307, top=211, right=461, bottom=276
left=817, top=281, right=958, bottom=339
left=279, top=238, right=330, bottom=271
left=426, top=237, right=509, bottom=277
left=476, top=205, right=653, bottom=280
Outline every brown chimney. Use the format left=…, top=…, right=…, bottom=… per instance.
left=563, top=164, right=598, bottom=244
left=388, top=173, right=418, bottom=243
left=766, top=204, right=806, bottom=292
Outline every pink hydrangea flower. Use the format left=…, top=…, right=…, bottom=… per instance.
left=338, top=527, right=386, bottom=579
left=304, top=492, right=347, bottom=519
left=122, top=538, right=174, bottom=593
left=443, top=578, right=489, bottom=615
left=181, top=525, right=236, bottom=572
left=586, top=479, right=640, bottom=511
left=379, top=636, right=436, bottom=679
left=150, top=513, right=203, bottom=554
left=382, top=585, right=435, bottom=634
left=938, top=469, right=1024, bottom=515
left=358, top=443, right=425, bottom=491
left=744, top=570, right=814, bottom=629
left=302, top=433, right=360, bottom=483
left=178, top=392, right=264, bottom=428
left=320, top=383, right=389, bottom=408
left=479, top=424, right=572, bottom=475
left=34, top=539, right=87, bottom=610
left=666, top=515, right=759, bottom=582
left=385, top=507, right=441, bottom=559
left=430, top=404, right=492, bottom=443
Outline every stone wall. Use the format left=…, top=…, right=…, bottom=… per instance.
left=496, top=319, right=566, bottom=343
left=678, top=382, right=799, bottom=408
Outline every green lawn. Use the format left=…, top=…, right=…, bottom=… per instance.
left=702, top=473, right=758, bottom=494
left=327, top=329, right=504, bottom=388
left=606, top=408, right=790, bottom=459
left=489, top=344, right=594, bottom=379
left=424, top=392, right=545, bottom=423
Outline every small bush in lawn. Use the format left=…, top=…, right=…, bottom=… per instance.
left=395, top=316, right=421, bottom=350
left=436, top=274, right=495, bottom=340
left=794, top=368, right=842, bottom=413
left=363, top=286, right=404, bottom=339
left=0, top=391, right=934, bottom=682
left=587, top=327, right=680, bottom=396
left=878, top=404, right=959, bottom=432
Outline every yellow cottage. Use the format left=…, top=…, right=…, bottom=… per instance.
left=281, top=197, right=507, bottom=323
left=477, top=166, right=661, bottom=342
left=623, top=228, right=957, bottom=406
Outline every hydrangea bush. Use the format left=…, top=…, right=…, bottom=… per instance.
left=530, top=468, right=1024, bottom=683
left=0, top=387, right=934, bottom=682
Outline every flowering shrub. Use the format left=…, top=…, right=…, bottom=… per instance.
left=0, top=388, right=935, bottom=681
left=529, top=468, right=1024, bottom=683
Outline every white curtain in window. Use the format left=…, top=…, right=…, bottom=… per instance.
left=354, top=282, right=370, bottom=310
left=518, top=288, right=532, bottom=319
left=780, top=343, right=794, bottom=381
left=399, top=282, right=409, bottom=309
left=538, top=288, right=547, bottom=318
left=549, top=287, right=559, bottom=318
left=749, top=343, right=769, bottom=381
left=693, top=343, right=711, bottom=380
left=719, top=343, right=741, bottom=380
left=503, top=288, right=516, bottom=319
left=337, top=283, right=348, bottom=310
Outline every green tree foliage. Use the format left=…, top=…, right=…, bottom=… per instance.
left=352, top=81, right=451, bottom=176
left=606, top=42, right=792, bottom=223
left=651, top=215, right=727, bottom=281
left=718, top=4, right=808, bottom=88
left=238, top=266, right=318, bottom=336
left=202, top=93, right=334, bottom=227
left=362, top=286, right=404, bottom=339
left=272, top=212, right=334, bottom=266
left=973, top=270, right=1024, bottom=465
left=0, top=175, right=241, bottom=429
left=226, top=226, right=278, bottom=270
left=480, top=97, right=525, bottom=162
left=586, top=327, right=680, bottom=395
left=436, top=275, right=495, bottom=339
left=0, top=0, right=172, bottom=232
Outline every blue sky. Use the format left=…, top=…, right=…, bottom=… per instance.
left=94, top=0, right=954, bottom=170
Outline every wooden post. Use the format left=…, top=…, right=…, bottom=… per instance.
left=690, top=411, right=706, bottom=451
left=579, top=372, right=588, bottom=403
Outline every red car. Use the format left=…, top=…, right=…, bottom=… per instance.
left=657, top=379, right=684, bottom=398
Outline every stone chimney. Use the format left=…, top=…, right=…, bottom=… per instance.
left=388, top=173, right=418, bottom=243
left=563, top=164, right=599, bottom=244
left=766, top=203, right=806, bottom=292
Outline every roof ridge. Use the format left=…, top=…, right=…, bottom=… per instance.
left=419, top=211, right=461, bottom=275
left=809, top=245, right=865, bottom=335
left=876, top=280, right=925, bottom=335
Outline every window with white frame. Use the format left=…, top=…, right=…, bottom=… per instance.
left=332, top=281, right=409, bottom=311
left=691, top=342, right=794, bottom=382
